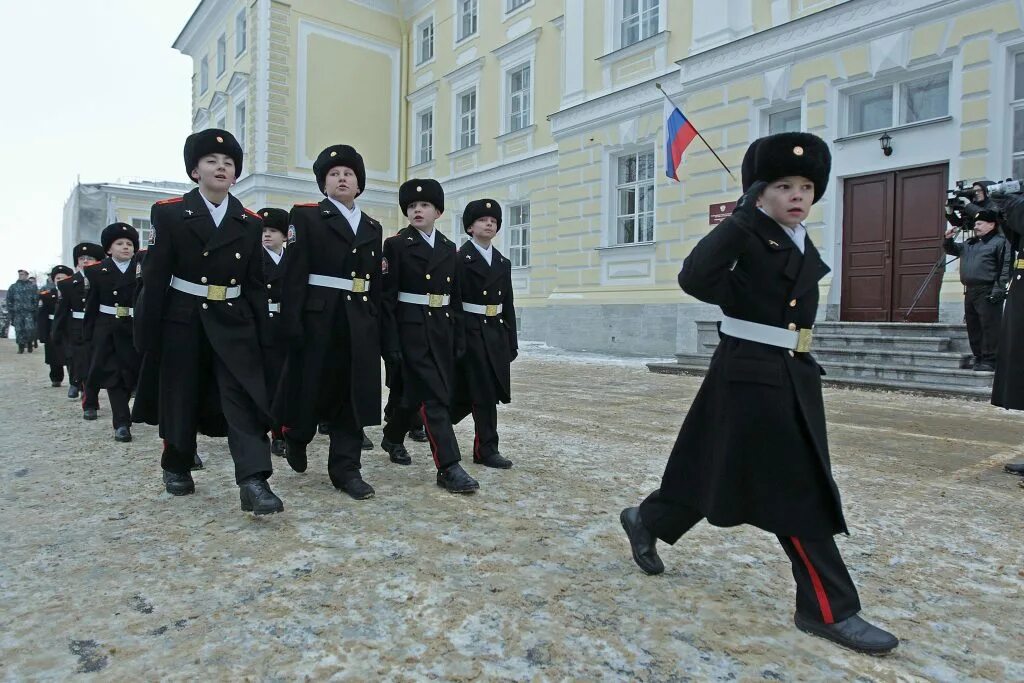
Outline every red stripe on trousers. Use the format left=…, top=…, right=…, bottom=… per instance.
left=419, top=403, right=441, bottom=469
left=471, top=403, right=481, bottom=462
left=791, top=537, right=834, bottom=624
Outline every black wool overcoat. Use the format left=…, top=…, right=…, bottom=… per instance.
left=52, top=272, right=92, bottom=385
left=272, top=200, right=384, bottom=430
left=992, top=194, right=1024, bottom=409
left=261, top=247, right=287, bottom=407
left=381, top=226, right=463, bottom=407
left=452, top=241, right=517, bottom=406
left=37, top=287, right=66, bottom=367
left=83, top=256, right=141, bottom=390
left=658, top=209, right=847, bottom=538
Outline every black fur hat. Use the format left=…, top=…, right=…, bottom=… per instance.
left=313, top=145, right=365, bottom=197
left=975, top=209, right=999, bottom=224
left=101, top=222, right=140, bottom=253
left=741, top=132, right=831, bottom=204
left=462, top=198, right=502, bottom=233
left=72, top=242, right=106, bottom=263
left=184, top=128, right=243, bottom=182
left=257, top=207, right=289, bottom=234
left=49, top=265, right=73, bottom=279
left=399, top=178, right=444, bottom=214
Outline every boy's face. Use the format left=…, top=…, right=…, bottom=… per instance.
left=324, top=165, right=359, bottom=204
left=262, top=227, right=285, bottom=251
left=757, top=175, right=814, bottom=228
left=190, top=153, right=236, bottom=193
left=108, top=237, right=135, bottom=261
left=469, top=216, right=498, bottom=241
left=974, top=219, right=996, bottom=236
left=406, top=201, right=441, bottom=231
left=54, top=273, right=70, bottom=284
left=76, top=255, right=99, bottom=270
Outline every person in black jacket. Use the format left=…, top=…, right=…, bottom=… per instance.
left=52, top=243, right=105, bottom=409
left=257, top=207, right=289, bottom=457
left=946, top=180, right=999, bottom=233
left=943, top=210, right=1009, bottom=371
left=620, top=132, right=898, bottom=655
left=450, top=199, right=518, bottom=469
left=37, top=265, right=73, bottom=387
left=134, top=128, right=282, bottom=515
left=83, top=223, right=141, bottom=442
left=272, top=145, right=383, bottom=500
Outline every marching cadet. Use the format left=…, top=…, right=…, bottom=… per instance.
left=379, top=179, right=478, bottom=493
left=450, top=199, right=518, bottom=469
left=257, top=207, right=289, bottom=457
left=37, top=265, right=73, bottom=387
left=83, top=223, right=141, bottom=442
left=273, top=145, right=382, bottom=500
left=619, top=133, right=899, bottom=655
left=53, top=243, right=105, bottom=412
left=134, top=128, right=282, bottom=515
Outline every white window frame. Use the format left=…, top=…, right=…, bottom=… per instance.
left=1011, top=50, right=1024, bottom=179
left=611, top=147, right=657, bottom=246
left=620, top=0, right=660, bottom=49
left=456, top=87, right=478, bottom=150
left=506, top=202, right=531, bottom=268
left=763, top=103, right=803, bottom=136
left=455, top=0, right=479, bottom=45
left=415, top=15, right=435, bottom=67
left=505, top=62, right=532, bottom=134
left=505, top=0, right=533, bottom=18
left=415, top=107, right=434, bottom=165
left=235, top=8, right=247, bottom=57
left=216, top=33, right=226, bottom=77
left=131, top=218, right=153, bottom=251
left=199, top=56, right=209, bottom=95
left=493, top=29, right=540, bottom=138
left=234, top=99, right=247, bottom=155
left=444, top=57, right=484, bottom=155
left=604, top=0, right=666, bottom=54
left=842, top=67, right=951, bottom=136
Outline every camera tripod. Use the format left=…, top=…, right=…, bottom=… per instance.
left=903, top=250, right=959, bottom=322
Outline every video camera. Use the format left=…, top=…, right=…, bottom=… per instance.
left=946, top=180, right=974, bottom=209
left=987, top=178, right=1024, bottom=197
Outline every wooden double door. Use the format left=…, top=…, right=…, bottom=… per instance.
left=840, top=164, right=947, bottom=322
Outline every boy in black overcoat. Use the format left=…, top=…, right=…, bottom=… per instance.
left=83, top=223, right=142, bottom=442
left=257, top=207, right=289, bottom=457
left=620, top=132, right=898, bottom=655
left=272, top=145, right=383, bottom=500
left=450, top=199, right=518, bottom=469
left=379, top=179, right=478, bottom=493
left=37, top=265, right=73, bottom=387
left=52, top=243, right=105, bottom=411
left=134, top=128, right=282, bottom=515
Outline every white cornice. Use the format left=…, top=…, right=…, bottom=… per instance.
left=407, top=80, right=439, bottom=104
left=234, top=172, right=398, bottom=206
left=226, top=71, right=249, bottom=96
left=174, top=0, right=234, bottom=56
left=403, top=0, right=433, bottom=20
left=675, top=0, right=1006, bottom=90
left=349, top=0, right=400, bottom=16
left=209, top=91, right=228, bottom=112
left=439, top=147, right=558, bottom=195
left=443, top=56, right=485, bottom=86
left=549, top=69, right=679, bottom=139
left=492, top=27, right=542, bottom=63
left=192, top=107, right=210, bottom=127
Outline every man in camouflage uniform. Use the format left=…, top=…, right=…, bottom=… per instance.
left=6, top=270, right=38, bottom=353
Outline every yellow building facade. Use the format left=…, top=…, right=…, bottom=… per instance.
left=173, top=0, right=1024, bottom=356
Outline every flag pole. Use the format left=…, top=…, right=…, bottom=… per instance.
left=656, top=83, right=736, bottom=182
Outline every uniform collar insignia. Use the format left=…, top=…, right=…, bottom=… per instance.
left=184, top=209, right=194, bottom=216
left=768, top=239, right=780, bottom=248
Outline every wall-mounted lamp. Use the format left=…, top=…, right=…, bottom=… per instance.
left=879, top=131, right=893, bottom=157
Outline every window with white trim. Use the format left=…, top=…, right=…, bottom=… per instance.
left=454, top=213, right=470, bottom=245
left=621, top=0, right=659, bottom=48
left=768, top=107, right=801, bottom=135
left=507, top=63, right=531, bottom=132
left=457, top=0, right=478, bottom=42
left=132, top=218, right=152, bottom=250
left=216, top=34, right=226, bottom=76
left=845, top=71, right=949, bottom=135
left=507, top=203, right=530, bottom=267
left=457, top=88, right=477, bottom=150
left=416, top=17, right=434, bottom=65
left=235, top=9, right=247, bottom=56
left=1012, top=53, right=1024, bottom=178
left=507, top=0, right=530, bottom=12
left=615, top=149, right=656, bottom=244
left=216, top=115, right=226, bottom=130
left=200, top=57, right=209, bottom=94
left=416, top=108, right=433, bottom=164
left=235, top=100, right=247, bottom=153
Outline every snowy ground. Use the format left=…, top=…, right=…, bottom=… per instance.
left=1, top=341, right=1022, bottom=680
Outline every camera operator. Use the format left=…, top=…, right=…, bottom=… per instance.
left=943, top=209, right=1009, bottom=372
left=946, top=180, right=998, bottom=232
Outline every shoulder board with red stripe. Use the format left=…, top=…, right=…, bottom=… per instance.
left=155, top=196, right=184, bottom=205
left=244, top=208, right=261, bottom=219
left=294, top=202, right=319, bottom=208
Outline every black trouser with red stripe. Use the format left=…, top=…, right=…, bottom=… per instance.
left=81, top=384, right=99, bottom=411
left=382, top=400, right=461, bottom=469
left=639, top=494, right=861, bottom=624
left=450, top=402, right=499, bottom=461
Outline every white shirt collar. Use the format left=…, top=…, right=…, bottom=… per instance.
left=264, top=246, right=283, bottom=264
left=417, top=227, right=436, bottom=248
left=112, top=257, right=131, bottom=273
left=758, top=208, right=806, bottom=254
left=327, top=197, right=361, bottom=235
left=199, top=190, right=229, bottom=228
left=471, top=239, right=493, bottom=265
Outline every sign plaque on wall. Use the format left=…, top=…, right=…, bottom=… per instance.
left=709, top=201, right=737, bottom=225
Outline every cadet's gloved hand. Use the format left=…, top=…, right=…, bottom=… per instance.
left=988, top=290, right=1007, bottom=304
left=732, top=181, right=768, bottom=227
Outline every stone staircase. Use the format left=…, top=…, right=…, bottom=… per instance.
left=648, top=321, right=993, bottom=398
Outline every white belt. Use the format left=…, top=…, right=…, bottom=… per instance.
left=308, top=273, right=369, bottom=293
left=720, top=315, right=813, bottom=353
left=462, top=302, right=502, bottom=317
left=398, top=292, right=450, bottom=308
left=170, top=276, right=241, bottom=300
left=72, top=311, right=86, bottom=320
left=48, top=314, right=55, bottom=320
left=99, top=304, right=134, bottom=318
left=268, top=302, right=280, bottom=313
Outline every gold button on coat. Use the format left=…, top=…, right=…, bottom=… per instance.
left=425, top=274, right=431, bottom=280
left=202, top=303, right=208, bottom=310
left=787, top=323, right=797, bottom=331
left=230, top=279, right=236, bottom=285
left=789, top=299, right=797, bottom=307
left=201, top=277, right=208, bottom=283
left=788, top=350, right=795, bottom=357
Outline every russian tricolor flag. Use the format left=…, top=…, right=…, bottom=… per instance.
left=665, top=100, right=697, bottom=181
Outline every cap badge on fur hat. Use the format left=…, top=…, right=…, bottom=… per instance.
left=216, top=136, right=224, bottom=143
left=486, top=202, right=492, bottom=208
left=263, top=212, right=269, bottom=217
left=331, top=151, right=337, bottom=157
left=416, top=185, right=422, bottom=192
left=793, top=146, right=804, bottom=156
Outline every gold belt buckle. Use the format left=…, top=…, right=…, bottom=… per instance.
left=428, top=293, right=445, bottom=308
left=485, top=304, right=499, bottom=317
left=206, top=285, right=227, bottom=301
left=116, top=306, right=131, bottom=318
left=796, top=328, right=813, bottom=353
left=1016, top=259, right=1024, bottom=270
left=351, top=277, right=366, bottom=293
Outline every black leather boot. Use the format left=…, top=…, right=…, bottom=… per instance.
left=620, top=506, right=665, bottom=575
left=163, top=470, right=195, bottom=496
left=380, top=436, right=411, bottom=465
left=113, top=426, right=132, bottom=442
left=284, top=438, right=307, bottom=473
left=436, top=463, right=479, bottom=493
left=407, top=426, right=428, bottom=442
left=239, top=476, right=284, bottom=515
left=67, top=385, right=80, bottom=399
left=337, top=476, right=375, bottom=500
left=794, top=612, right=899, bottom=655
